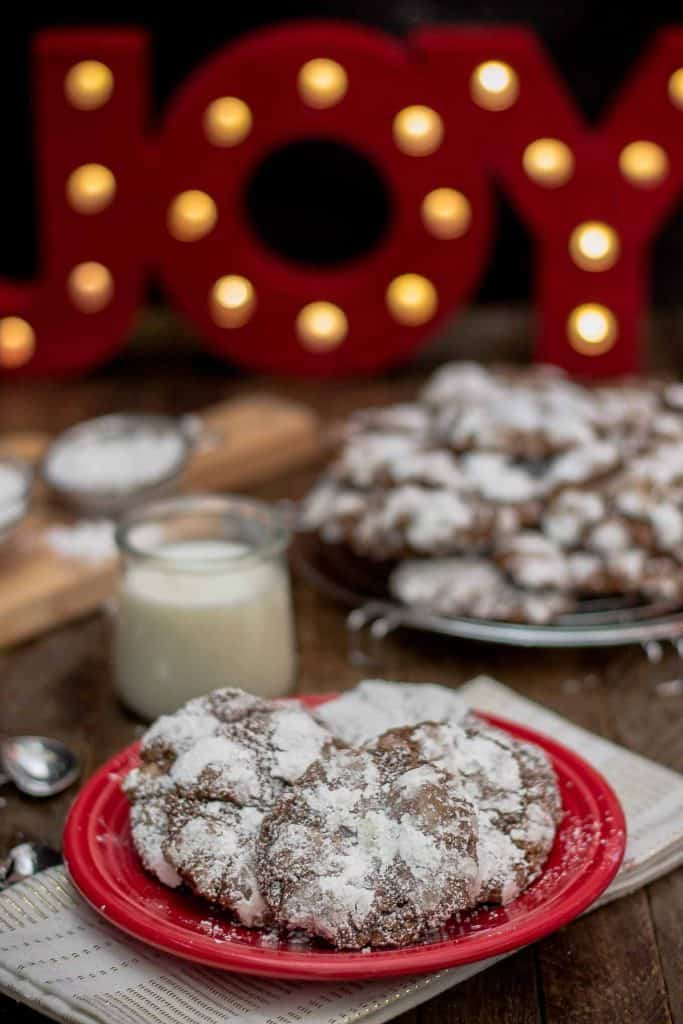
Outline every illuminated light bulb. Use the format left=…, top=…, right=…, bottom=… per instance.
left=522, top=138, right=574, bottom=187
left=297, top=58, right=348, bottom=109
left=668, top=68, right=683, bottom=109
left=68, top=262, right=114, bottom=314
left=386, top=274, right=438, bottom=326
left=210, top=275, right=256, bottom=327
left=64, top=60, right=114, bottom=110
left=204, top=97, right=252, bottom=147
left=619, top=140, right=669, bottom=187
left=393, top=105, right=444, bottom=157
left=569, top=221, right=620, bottom=272
left=66, top=163, right=116, bottom=215
left=421, top=188, right=471, bottom=239
left=167, top=190, right=218, bottom=242
left=296, top=302, right=348, bottom=351
left=0, top=317, right=35, bottom=368
left=470, top=60, right=519, bottom=111
left=567, top=303, right=618, bottom=356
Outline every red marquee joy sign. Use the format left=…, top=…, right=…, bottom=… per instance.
left=1, top=22, right=683, bottom=377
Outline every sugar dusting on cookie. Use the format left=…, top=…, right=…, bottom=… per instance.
left=302, top=363, right=683, bottom=621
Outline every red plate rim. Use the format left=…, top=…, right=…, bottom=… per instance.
left=63, top=695, right=627, bottom=980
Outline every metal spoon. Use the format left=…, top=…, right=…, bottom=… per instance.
left=0, top=736, right=80, bottom=797
left=0, top=842, right=61, bottom=889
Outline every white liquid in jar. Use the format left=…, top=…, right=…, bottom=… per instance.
left=114, top=540, right=296, bottom=720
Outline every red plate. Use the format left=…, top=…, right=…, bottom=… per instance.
left=63, top=695, right=626, bottom=980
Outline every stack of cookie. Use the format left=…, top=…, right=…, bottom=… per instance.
left=124, top=684, right=561, bottom=950
left=302, top=363, right=683, bottom=623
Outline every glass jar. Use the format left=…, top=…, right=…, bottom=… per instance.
left=114, top=494, right=295, bottom=720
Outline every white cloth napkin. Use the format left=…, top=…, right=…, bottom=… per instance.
left=1, top=676, right=682, bottom=1024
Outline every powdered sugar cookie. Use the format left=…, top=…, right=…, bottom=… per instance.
left=331, top=433, right=424, bottom=489
left=299, top=480, right=367, bottom=545
left=461, top=452, right=541, bottom=506
left=372, top=716, right=561, bottom=904
left=257, top=742, right=479, bottom=948
left=351, top=485, right=494, bottom=559
left=545, top=442, right=620, bottom=491
left=389, top=557, right=573, bottom=623
left=614, top=490, right=683, bottom=553
left=420, top=361, right=495, bottom=407
left=350, top=403, right=432, bottom=437
left=437, top=394, right=595, bottom=459
left=639, top=556, right=683, bottom=603
left=123, top=688, right=338, bottom=926
left=542, top=490, right=605, bottom=549
left=585, top=518, right=632, bottom=556
left=315, top=679, right=468, bottom=746
left=300, top=364, right=683, bottom=623
left=386, top=449, right=469, bottom=491
left=495, top=531, right=571, bottom=591
left=663, top=383, right=683, bottom=412
left=164, top=797, right=268, bottom=924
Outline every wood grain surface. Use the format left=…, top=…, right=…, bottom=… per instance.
left=0, top=341, right=681, bottom=1024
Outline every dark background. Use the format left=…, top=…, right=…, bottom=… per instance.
left=2, top=2, right=682, bottom=305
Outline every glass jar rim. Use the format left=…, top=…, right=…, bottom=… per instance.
left=115, top=494, right=290, bottom=570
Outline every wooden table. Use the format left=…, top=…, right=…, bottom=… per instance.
left=1, top=344, right=682, bottom=1024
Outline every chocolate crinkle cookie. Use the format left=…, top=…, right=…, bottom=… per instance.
left=257, top=741, right=479, bottom=949
left=319, top=680, right=562, bottom=905
left=301, top=362, right=683, bottom=623
left=372, top=717, right=561, bottom=904
left=123, top=688, right=339, bottom=926
left=123, top=682, right=563, bottom=949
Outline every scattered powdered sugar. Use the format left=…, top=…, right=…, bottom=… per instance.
left=44, top=519, right=116, bottom=563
